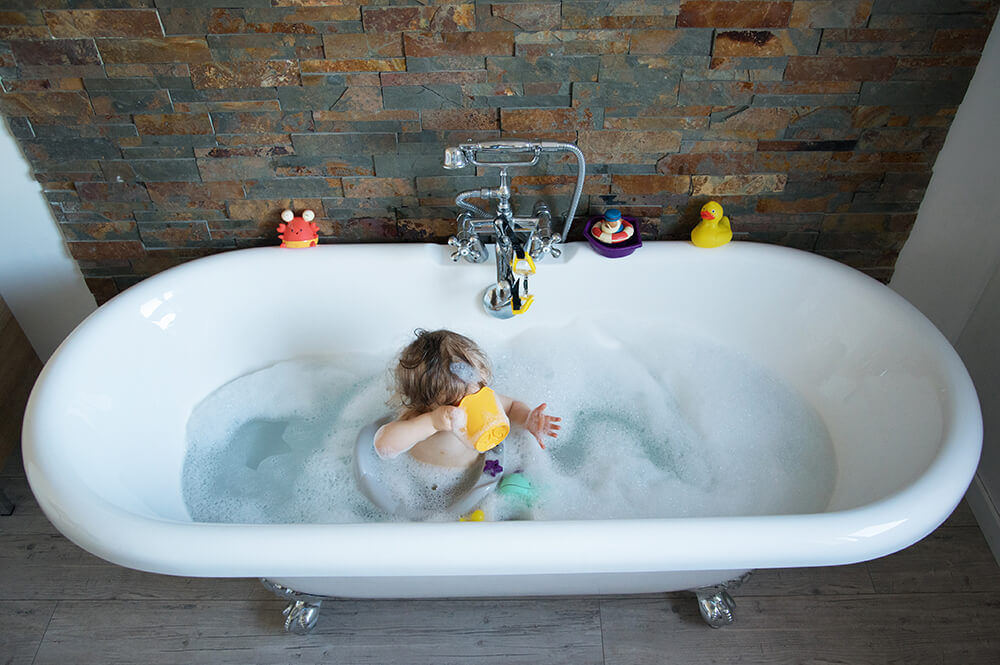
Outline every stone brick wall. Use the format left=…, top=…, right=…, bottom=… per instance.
left=0, top=1, right=996, bottom=302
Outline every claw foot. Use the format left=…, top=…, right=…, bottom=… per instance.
left=261, top=579, right=325, bottom=635
left=695, top=588, right=737, bottom=628
left=282, top=599, right=322, bottom=635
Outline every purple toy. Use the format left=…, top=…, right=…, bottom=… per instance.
left=585, top=212, right=642, bottom=258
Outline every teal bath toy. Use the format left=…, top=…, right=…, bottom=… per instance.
left=498, top=472, right=536, bottom=504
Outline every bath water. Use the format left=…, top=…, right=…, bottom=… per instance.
left=182, top=325, right=837, bottom=523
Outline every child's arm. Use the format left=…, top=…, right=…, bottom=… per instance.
left=498, top=395, right=561, bottom=449
left=373, top=406, right=460, bottom=459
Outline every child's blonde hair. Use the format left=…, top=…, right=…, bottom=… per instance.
left=393, top=329, right=491, bottom=416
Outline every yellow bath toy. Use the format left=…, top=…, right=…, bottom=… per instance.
left=458, top=386, right=510, bottom=452
left=691, top=201, right=732, bottom=248
left=459, top=509, right=486, bottom=521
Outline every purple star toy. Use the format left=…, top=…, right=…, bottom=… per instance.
left=483, top=459, right=503, bottom=477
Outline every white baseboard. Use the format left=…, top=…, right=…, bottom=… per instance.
left=966, top=473, right=1000, bottom=566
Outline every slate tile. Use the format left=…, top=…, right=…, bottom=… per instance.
left=44, top=9, right=164, bottom=38
left=578, top=129, right=682, bottom=163
left=561, top=1, right=680, bottom=29
left=790, top=0, right=874, bottom=28
left=501, top=107, right=601, bottom=132
left=22, top=138, right=120, bottom=161
left=137, top=221, right=213, bottom=248
left=190, top=60, right=300, bottom=89
left=860, top=80, right=969, bottom=105
left=629, top=28, right=714, bottom=54
left=206, top=33, right=323, bottom=62
left=713, top=29, right=821, bottom=57
left=243, top=177, right=342, bottom=199
left=313, top=109, right=419, bottom=134
left=362, top=4, right=475, bottom=32
left=60, top=220, right=139, bottom=242
left=134, top=113, right=213, bottom=136
left=404, top=56, right=487, bottom=72
left=145, top=181, right=244, bottom=208
left=486, top=55, right=600, bottom=82
left=677, top=1, right=794, bottom=28
left=67, top=240, right=146, bottom=261
left=0, top=91, right=93, bottom=123
left=404, top=31, right=514, bottom=57
left=515, top=30, right=631, bottom=56
left=786, top=55, right=897, bottom=80
left=276, top=85, right=347, bottom=111
left=691, top=174, right=788, bottom=195
left=273, top=154, right=374, bottom=177
left=128, top=159, right=201, bottom=182
left=9, top=38, right=100, bottom=66
left=96, top=37, right=212, bottom=64
left=90, top=90, right=172, bottom=115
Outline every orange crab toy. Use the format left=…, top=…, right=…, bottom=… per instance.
left=276, top=209, right=319, bottom=248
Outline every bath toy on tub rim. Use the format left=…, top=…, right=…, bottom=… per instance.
left=585, top=209, right=642, bottom=258
left=354, top=417, right=507, bottom=520
left=590, top=208, right=634, bottom=244
left=277, top=209, right=319, bottom=248
left=691, top=201, right=732, bottom=248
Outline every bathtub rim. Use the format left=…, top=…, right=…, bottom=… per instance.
left=21, top=241, right=984, bottom=580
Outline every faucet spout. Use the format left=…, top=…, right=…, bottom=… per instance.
left=443, top=139, right=586, bottom=317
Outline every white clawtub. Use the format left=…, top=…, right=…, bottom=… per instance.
left=22, top=242, right=982, bottom=626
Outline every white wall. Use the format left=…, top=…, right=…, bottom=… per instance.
left=954, top=262, right=1000, bottom=562
left=890, top=18, right=1000, bottom=560
left=891, top=20, right=1000, bottom=342
left=0, top=120, right=96, bottom=361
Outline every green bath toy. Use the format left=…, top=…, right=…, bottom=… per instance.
left=498, top=472, right=536, bottom=504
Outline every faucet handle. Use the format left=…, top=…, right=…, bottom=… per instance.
left=448, top=234, right=487, bottom=263
left=447, top=235, right=467, bottom=262
left=532, top=232, right=562, bottom=260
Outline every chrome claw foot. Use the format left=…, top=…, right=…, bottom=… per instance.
left=282, top=599, right=322, bottom=635
left=695, top=588, right=737, bottom=628
left=692, top=572, right=751, bottom=628
left=261, top=579, right=325, bottom=635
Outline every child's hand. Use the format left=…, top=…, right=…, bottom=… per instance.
left=429, top=405, right=461, bottom=433
left=525, top=403, right=561, bottom=449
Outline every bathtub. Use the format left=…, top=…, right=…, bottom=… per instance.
left=23, top=242, right=981, bottom=618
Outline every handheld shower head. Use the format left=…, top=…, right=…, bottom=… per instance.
left=443, top=146, right=468, bottom=170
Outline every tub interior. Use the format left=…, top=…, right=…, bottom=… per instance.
left=31, top=243, right=952, bottom=524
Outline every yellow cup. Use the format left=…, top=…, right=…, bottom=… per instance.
left=458, top=386, right=510, bottom=452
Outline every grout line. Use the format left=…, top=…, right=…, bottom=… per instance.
left=598, top=597, right=608, bottom=665
left=30, top=599, right=58, bottom=665
left=864, top=561, right=877, bottom=595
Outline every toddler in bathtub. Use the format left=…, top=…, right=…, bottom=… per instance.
left=374, top=329, right=561, bottom=468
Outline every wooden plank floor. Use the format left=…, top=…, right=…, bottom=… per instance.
left=0, top=295, right=42, bottom=469
left=2, top=446, right=999, bottom=665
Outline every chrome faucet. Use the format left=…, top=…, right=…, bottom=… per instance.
left=443, top=140, right=586, bottom=318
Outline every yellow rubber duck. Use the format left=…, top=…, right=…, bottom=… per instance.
left=691, top=201, right=732, bottom=248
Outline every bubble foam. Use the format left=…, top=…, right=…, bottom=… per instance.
left=182, top=325, right=836, bottom=524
